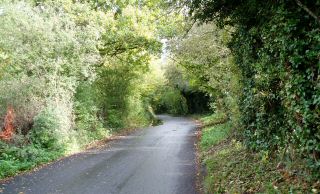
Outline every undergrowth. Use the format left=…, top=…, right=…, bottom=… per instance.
left=0, top=116, right=156, bottom=180
left=200, top=121, right=231, bottom=152
left=0, top=131, right=111, bottom=179
left=0, top=142, right=63, bottom=178
left=199, top=114, right=320, bottom=194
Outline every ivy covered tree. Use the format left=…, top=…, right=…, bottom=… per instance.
left=187, top=0, right=320, bottom=177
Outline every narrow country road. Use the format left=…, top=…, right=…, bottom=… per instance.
left=0, top=115, right=198, bottom=194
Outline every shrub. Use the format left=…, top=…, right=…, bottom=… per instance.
left=153, top=87, right=188, bottom=115
left=30, top=107, right=67, bottom=151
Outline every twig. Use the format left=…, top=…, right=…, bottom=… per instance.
left=295, top=0, right=320, bottom=24
left=182, top=20, right=196, bottom=38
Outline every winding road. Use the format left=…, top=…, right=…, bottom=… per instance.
left=0, top=115, right=198, bottom=194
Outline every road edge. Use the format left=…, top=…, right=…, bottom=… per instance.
left=193, top=118, right=205, bottom=194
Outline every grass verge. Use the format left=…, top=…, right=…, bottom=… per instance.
left=198, top=114, right=319, bottom=193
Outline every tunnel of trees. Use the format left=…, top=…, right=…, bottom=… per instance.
left=0, top=0, right=319, bottom=191
left=181, top=90, right=210, bottom=114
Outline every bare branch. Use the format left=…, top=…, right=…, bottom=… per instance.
left=295, top=0, right=320, bottom=24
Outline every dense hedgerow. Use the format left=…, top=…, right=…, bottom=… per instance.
left=189, top=0, right=320, bottom=177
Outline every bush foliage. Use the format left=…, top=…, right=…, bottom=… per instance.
left=187, top=0, right=320, bottom=177
left=0, top=0, right=178, bottom=178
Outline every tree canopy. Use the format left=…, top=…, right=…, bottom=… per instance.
left=0, top=0, right=319, bottom=189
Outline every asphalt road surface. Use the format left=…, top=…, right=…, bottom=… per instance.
left=0, top=115, right=198, bottom=194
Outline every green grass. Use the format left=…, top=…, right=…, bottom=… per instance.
left=203, top=141, right=319, bottom=193
left=200, top=112, right=227, bottom=127
left=200, top=122, right=232, bottom=151
left=198, top=113, right=319, bottom=194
